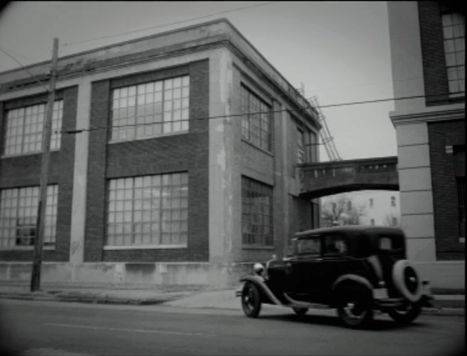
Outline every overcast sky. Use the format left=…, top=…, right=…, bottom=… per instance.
left=0, top=1, right=397, bottom=161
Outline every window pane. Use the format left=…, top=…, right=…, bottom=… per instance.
left=443, top=13, right=466, bottom=96
left=3, top=101, right=63, bottom=156
left=106, top=173, right=188, bottom=246
left=241, top=176, right=273, bottom=246
left=111, top=76, right=189, bottom=142
left=0, top=185, right=58, bottom=248
left=241, top=86, right=272, bottom=151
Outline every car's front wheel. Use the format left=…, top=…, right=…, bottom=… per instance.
left=336, top=289, right=373, bottom=328
left=388, top=302, right=421, bottom=324
left=241, top=282, right=262, bottom=318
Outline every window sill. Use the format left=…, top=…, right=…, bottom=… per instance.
left=104, top=244, right=187, bottom=250
left=241, top=139, right=274, bottom=157
left=241, top=245, right=275, bottom=250
left=1, top=149, right=60, bottom=159
left=0, top=246, right=55, bottom=251
left=108, top=130, right=189, bottom=145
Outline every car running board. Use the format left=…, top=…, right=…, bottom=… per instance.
left=283, top=293, right=331, bottom=310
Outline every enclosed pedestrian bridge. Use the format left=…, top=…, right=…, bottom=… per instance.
left=298, top=156, right=399, bottom=199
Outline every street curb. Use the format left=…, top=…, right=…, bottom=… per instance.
left=0, top=292, right=186, bottom=305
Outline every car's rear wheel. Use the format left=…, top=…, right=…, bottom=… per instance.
left=292, top=307, right=308, bottom=316
left=337, top=288, right=373, bottom=328
left=388, top=302, right=421, bottom=324
left=241, top=282, right=261, bottom=318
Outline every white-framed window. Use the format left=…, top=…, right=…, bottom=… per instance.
left=110, top=76, right=189, bottom=142
left=0, top=185, right=58, bottom=249
left=106, top=172, right=188, bottom=247
left=3, top=101, right=63, bottom=156
left=442, top=13, right=465, bottom=97
left=241, top=176, right=273, bottom=247
left=390, top=196, right=396, bottom=207
left=241, top=85, right=272, bottom=152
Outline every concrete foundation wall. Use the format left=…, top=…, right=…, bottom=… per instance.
left=1, top=260, right=462, bottom=291
left=0, top=261, right=253, bottom=288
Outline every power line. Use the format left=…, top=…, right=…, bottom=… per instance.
left=56, top=89, right=464, bottom=135
left=1, top=44, right=464, bottom=142
left=0, top=47, right=50, bottom=92
left=2, top=39, right=464, bottom=114
left=62, top=2, right=275, bottom=48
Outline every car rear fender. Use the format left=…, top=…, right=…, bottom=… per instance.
left=331, top=274, right=373, bottom=304
left=240, top=275, right=282, bottom=305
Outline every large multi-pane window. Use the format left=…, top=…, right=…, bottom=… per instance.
left=242, top=176, right=273, bottom=247
left=297, top=128, right=306, bottom=164
left=241, top=86, right=272, bottom=152
left=0, top=185, right=58, bottom=249
left=310, top=131, right=318, bottom=162
left=442, top=13, right=465, bottom=96
left=111, top=76, right=189, bottom=142
left=106, top=172, right=188, bottom=247
left=3, top=101, right=63, bottom=156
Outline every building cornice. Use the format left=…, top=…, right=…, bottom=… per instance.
left=0, top=18, right=319, bottom=126
left=390, top=107, right=465, bottom=125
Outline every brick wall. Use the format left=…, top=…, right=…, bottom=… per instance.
left=0, top=86, right=78, bottom=261
left=428, top=119, right=465, bottom=260
left=84, top=60, right=209, bottom=262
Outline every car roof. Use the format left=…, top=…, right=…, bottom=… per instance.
left=294, top=225, right=404, bottom=239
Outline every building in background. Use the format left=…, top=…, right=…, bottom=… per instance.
left=320, top=191, right=400, bottom=227
left=0, top=19, right=321, bottom=288
left=356, top=191, right=400, bottom=227
left=387, top=2, right=465, bottom=289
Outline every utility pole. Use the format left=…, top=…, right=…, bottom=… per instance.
left=31, top=38, right=59, bottom=292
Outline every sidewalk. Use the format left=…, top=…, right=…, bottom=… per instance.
left=0, top=284, right=197, bottom=305
left=0, top=284, right=464, bottom=316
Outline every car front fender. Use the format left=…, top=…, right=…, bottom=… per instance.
left=240, top=275, right=283, bottom=305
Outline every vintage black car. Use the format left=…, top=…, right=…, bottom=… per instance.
left=237, top=226, right=433, bottom=328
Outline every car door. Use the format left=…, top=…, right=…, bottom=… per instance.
left=318, top=233, right=353, bottom=298
left=285, top=235, right=324, bottom=302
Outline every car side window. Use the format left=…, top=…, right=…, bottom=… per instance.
left=296, top=237, right=321, bottom=255
left=323, top=234, right=347, bottom=256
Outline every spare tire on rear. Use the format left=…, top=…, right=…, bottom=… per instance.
left=392, top=260, right=422, bottom=302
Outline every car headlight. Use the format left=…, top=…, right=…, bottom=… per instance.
left=253, top=263, right=264, bottom=275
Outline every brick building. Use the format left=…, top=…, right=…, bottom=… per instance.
left=387, top=2, right=465, bottom=289
left=0, top=19, right=320, bottom=287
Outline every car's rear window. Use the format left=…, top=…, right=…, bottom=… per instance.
left=377, top=233, right=404, bottom=252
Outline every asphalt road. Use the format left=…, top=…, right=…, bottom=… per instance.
left=0, top=299, right=464, bottom=356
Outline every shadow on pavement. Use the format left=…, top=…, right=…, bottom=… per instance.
left=258, top=312, right=429, bottom=331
